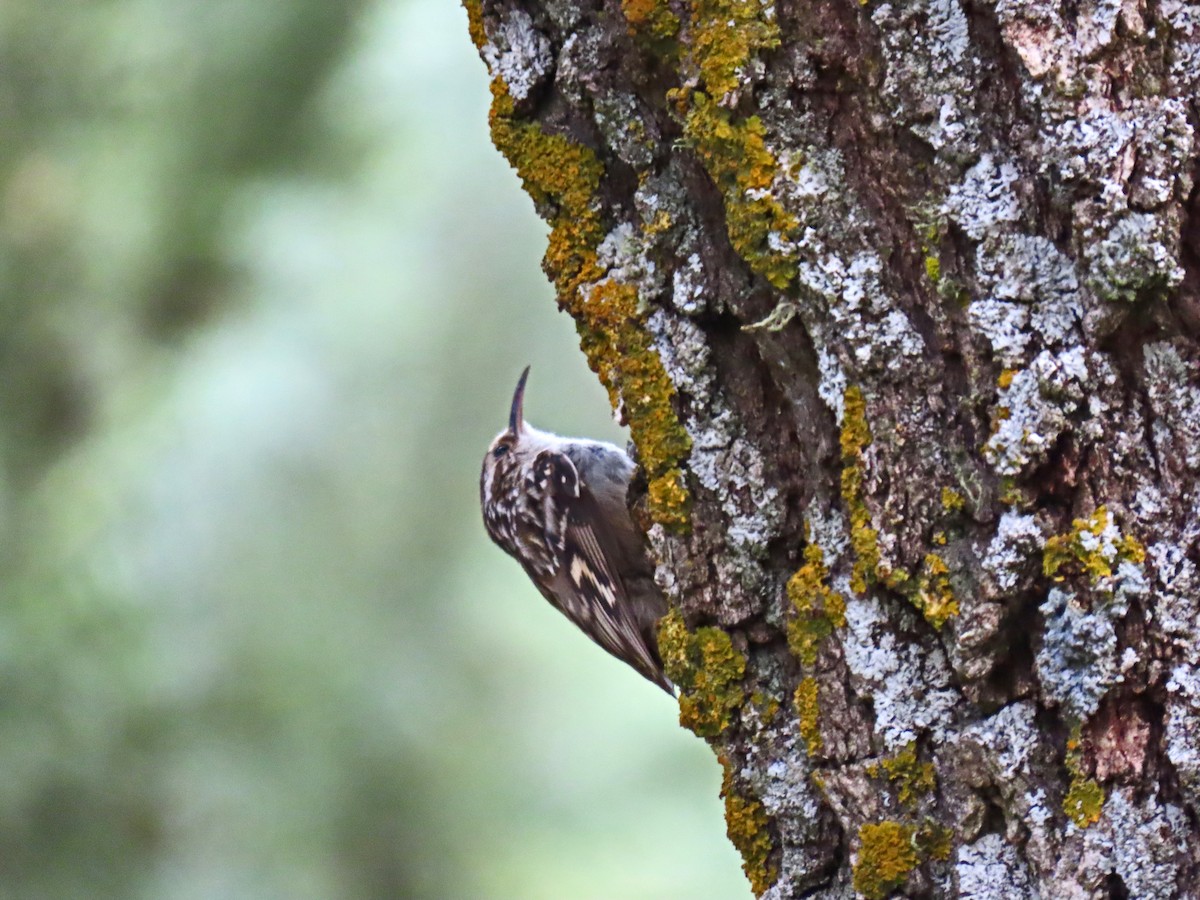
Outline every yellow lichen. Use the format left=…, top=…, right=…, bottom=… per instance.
left=940, top=487, right=965, bottom=512
left=657, top=607, right=691, bottom=679
left=1064, top=775, right=1104, bottom=828
left=647, top=467, right=691, bottom=531
left=658, top=609, right=746, bottom=737
left=610, top=329, right=693, bottom=455
left=682, top=93, right=798, bottom=288
left=1043, top=506, right=1145, bottom=587
left=880, top=564, right=911, bottom=591
left=689, top=0, right=780, bottom=101
left=644, top=0, right=794, bottom=287
left=853, top=821, right=919, bottom=900
left=622, top=0, right=681, bottom=41
left=462, top=0, right=486, bottom=50
left=720, top=757, right=777, bottom=896
left=488, top=81, right=605, bottom=309
left=644, top=208, right=673, bottom=235
left=486, top=78, right=692, bottom=529
left=870, top=742, right=936, bottom=806
left=794, top=676, right=822, bottom=755
left=997, top=368, right=1017, bottom=390
left=840, top=386, right=879, bottom=594
left=786, top=543, right=847, bottom=666
left=840, top=384, right=873, bottom=458
left=913, top=552, right=959, bottom=629
left=1063, top=724, right=1104, bottom=828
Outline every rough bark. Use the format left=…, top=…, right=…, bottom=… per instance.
left=463, top=0, right=1200, bottom=895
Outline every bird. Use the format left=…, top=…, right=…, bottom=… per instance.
left=480, top=366, right=673, bottom=694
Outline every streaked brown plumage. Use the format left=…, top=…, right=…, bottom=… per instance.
left=480, top=367, right=672, bottom=694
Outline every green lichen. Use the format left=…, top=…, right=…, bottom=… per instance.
left=940, top=487, right=965, bottom=512
left=1064, top=724, right=1104, bottom=828
left=868, top=742, right=936, bottom=806
left=915, top=821, right=953, bottom=862
left=689, top=0, right=780, bottom=101
left=658, top=609, right=746, bottom=737
left=786, top=543, right=847, bottom=666
left=681, top=93, right=797, bottom=288
left=853, top=821, right=919, bottom=900
left=644, top=0, right=794, bottom=288
left=1064, top=776, right=1104, bottom=828
left=921, top=215, right=971, bottom=304
left=622, top=0, right=681, bottom=42
left=720, top=756, right=777, bottom=896
left=915, top=211, right=947, bottom=287
left=997, top=475, right=1023, bottom=508
left=794, top=676, right=822, bottom=755
left=840, top=386, right=880, bottom=594
left=486, top=78, right=692, bottom=529
left=937, top=276, right=972, bottom=306
left=912, top=552, right=959, bottom=629
left=750, top=690, right=781, bottom=724
left=1043, top=506, right=1145, bottom=586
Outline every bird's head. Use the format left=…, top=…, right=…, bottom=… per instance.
left=485, top=362, right=530, bottom=469
left=480, top=366, right=558, bottom=515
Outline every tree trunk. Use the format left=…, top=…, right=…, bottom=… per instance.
left=463, top=0, right=1200, bottom=894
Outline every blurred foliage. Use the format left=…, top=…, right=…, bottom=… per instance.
left=0, top=1, right=746, bottom=898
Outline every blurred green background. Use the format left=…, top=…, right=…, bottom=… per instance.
left=0, top=1, right=746, bottom=897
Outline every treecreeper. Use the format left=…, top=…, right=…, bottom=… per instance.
left=480, top=367, right=672, bottom=694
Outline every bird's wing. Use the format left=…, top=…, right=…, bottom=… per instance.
left=530, top=449, right=672, bottom=693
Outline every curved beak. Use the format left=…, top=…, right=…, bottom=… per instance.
left=509, top=365, right=530, bottom=434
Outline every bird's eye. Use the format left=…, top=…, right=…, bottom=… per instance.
left=492, top=443, right=509, bottom=459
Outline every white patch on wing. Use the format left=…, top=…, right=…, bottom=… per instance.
left=569, top=554, right=618, bottom=610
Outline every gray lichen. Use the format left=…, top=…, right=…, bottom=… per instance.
left=841, top=592, right=961, bottom=750
left=745, top=732, right=834, bottom=897
left=943, top=154, right=1022, bottom=242
left=954, top=833, right=1037, bottom=899
left=1143, top=342, right=1200, bottom=474
left=670, top=253, right=708, bottom=316
left=980, top=510, right=1044, bottom=593
left=1147, top=540, right=1200, bottom=643
left=954, top=703, right=1059, bottom=873
left=596, top=222, right=662, bottom=301
left=480, top=8, right=552, bottom=102
left=1084, top=212, right=1183, bottom=303
left=1165, top=663, right=1200, bottom=810
left=1035, top=587, right=1121, bottom=720
left=648, top=309, right=784, bottom=582
left=872, top=0, right=980, bottom=159
left=969, top=234, right=1084, bottom=358
left=1079, top=788, right=1189, bottom=899
left=984, top=348, right=1094, bottom=477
